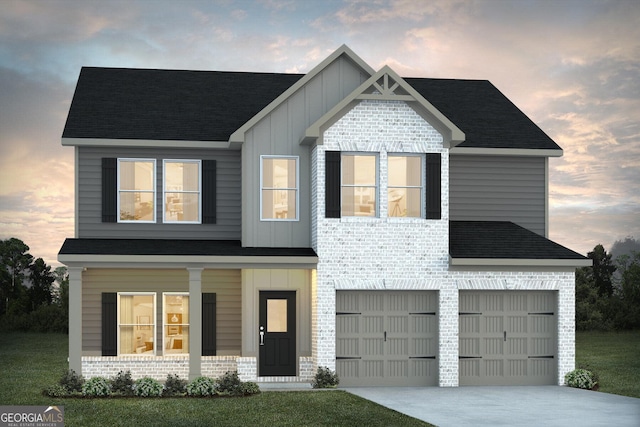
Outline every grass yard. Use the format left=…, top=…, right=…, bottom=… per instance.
left=575, top=330, right=640, bottom=398
left=0, top=333, right=431, bottom=426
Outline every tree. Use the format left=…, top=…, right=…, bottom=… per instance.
left=587, top=244, right=617, bottom=297
left=0, top=238, right=33, bottom=314
left=28, top=257, right=55, bottom=310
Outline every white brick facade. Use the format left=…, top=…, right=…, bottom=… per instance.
left=311, top=99, right=575, bottom=386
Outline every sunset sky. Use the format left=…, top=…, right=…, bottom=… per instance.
left=1, top=0, right=639, bottom=267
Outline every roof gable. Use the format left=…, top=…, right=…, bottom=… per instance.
left=302, top=66, right=464, bottom=147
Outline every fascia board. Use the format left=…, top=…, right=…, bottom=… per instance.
left=449, top=256, right=592, bottom=268
left=58, top=253, right=319, bottom=268
left=61, top=137, right=233, bottom=149
left=229, top=44, right=375, bottom=144
left=450, top=146, right=564, bottom=157
left=302, top=65, right=465, bottom=146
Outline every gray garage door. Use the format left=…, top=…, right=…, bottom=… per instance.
left=459, top=291, right=557, bottom=386
left=336, top=291, right=438, bottom=386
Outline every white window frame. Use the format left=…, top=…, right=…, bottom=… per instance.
left=387, top=153, right=425, bottom=218
left=341, top=153, right=379, bottom=217
left=163, top=292, right=190, bottom=356
left=162, top=159, right=202, bottom=224
left=117, top=292, right=157, bottom=356
left=117, top=158, right=157, bottom=223
left=260, top=155, right=300, bottom=221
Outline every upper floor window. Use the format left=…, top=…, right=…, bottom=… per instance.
left=342, top=154, right=377, bottom=217
left=118, top=159, right=156, bottom=222
left=118, top=293, right=156, bottom=355
left=261, top=156, right=298, bottom=220
left=388, top=155, right=423, bottom=217
left=163, top=160, right=201, bottom=223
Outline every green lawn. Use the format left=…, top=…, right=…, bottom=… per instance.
left=575, top=330, right=640, bottom=398
left=0, top=333, right=431, bottom=426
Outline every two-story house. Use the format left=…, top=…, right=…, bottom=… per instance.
left=58, top=45, right=589, bottom=387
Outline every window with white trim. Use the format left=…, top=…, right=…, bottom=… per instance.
left=261, top=156, right=299, bottom=220
left=118, top=159, right=156, bottom=222
left=163, top=293, right=189, bottom=355
left=163, top=160, right=201, bottom=223
left=388, top=155, right=424, bottom=217
left=341, top=154, right=378, bottom=217
left=118, top=293, right=156, bottom=355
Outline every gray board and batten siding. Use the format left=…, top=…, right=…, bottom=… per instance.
left=449, top=155, right=547, bottom=237
left=77, top=146, right=240, bottom=240
left=241, top=55, right=370, bottom=248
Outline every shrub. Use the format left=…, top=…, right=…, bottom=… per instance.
left=565, top=368, right=598, bottom=390
left=163, top=373, right=188, bottom=397
left=59, top=369, right=84, bottom=393
left=111, top=370, right=134, bottom=396
left=241, top=381, right=261, bottom=396
left=186, top=376, right=217, bottom=397
left=43, top=384, right=68, bottom=398
left=83, top=377, right=112, bottom=397
left=311, top=366, right=339, bottom=388
left=133, top=377, right=164, bottom=397
left=216, top=371, right=243, bottom=396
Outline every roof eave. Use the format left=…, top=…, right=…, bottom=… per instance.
left=450, top=146, right=563, bottom=157
left=61, top=137, right=233, bottom=149
left=449, top=256, right=592, bottom=268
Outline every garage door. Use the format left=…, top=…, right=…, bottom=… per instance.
left=459, top=291, right=557, bottom=386
left=336, top=291, right=438, bottom=386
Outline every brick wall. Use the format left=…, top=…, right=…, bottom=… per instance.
left=311, top=99, right=575, bottom=386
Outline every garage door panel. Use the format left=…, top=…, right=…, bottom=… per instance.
left=459, top=291, right=557, bottom=386
left=337, top=291, right=438, bottom=386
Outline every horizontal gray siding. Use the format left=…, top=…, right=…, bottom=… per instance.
left=82, top=268, right=241, bottom=354
left=449, top=155, right=546, bottom=236
left=77, top=146, right=240, bottom=239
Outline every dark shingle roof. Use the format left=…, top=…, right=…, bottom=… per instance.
left=59, top=238, right=317, bottom=257
left=450, top=221, right=586, bottom=260
left=62, top=68, right=304, bottom=141
left=62, top=67, right=560, bottom=150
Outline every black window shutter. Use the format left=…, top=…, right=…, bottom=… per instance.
left=426, top=153, right=442, bottom=220
left=102, top=293, right=117, bottom=356
left=202, top=160, right=217, bottom=224
left=325, top=151, right=341, bottom=218
left=102, top=158, right=117, bottom=222
left=202, top=293, right=217, bottom=356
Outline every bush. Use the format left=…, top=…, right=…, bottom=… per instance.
left=111, top=370, right=134, bottom=396
left=83, top=377, right=112, bottom=397
left=311, top=366, right=339, bottom=389
left=133, top=377, right=164, bottom=397
left=241, top=381, right=261, bottom=396
left=163, top=373, right=187, bottom=397
left=565, top=368, right=598, bottom=390
left=216, top=371, right=243, bottom=396
left=43, top=384, right=68, bottom=398
left=186, top=376, right=217, bottom=397
left=59, top=369, right=84, bottom=393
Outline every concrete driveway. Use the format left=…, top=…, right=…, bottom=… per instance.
left=345, top=386, right=640, bottom=427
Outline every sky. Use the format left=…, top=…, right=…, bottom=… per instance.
left=1, top=0, right=639, bottom=267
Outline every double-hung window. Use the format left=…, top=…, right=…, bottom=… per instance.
left=261, top=156, right=299, bottom=220
left=118, top=293, right=156, bottom=355
left=163, top=160, right=201, bottom=223
left=388, top=155, right=423, bottom=217
left=341, top=154, right=378, bottom=217
left=118, top=159, right=156, bottom=222
left=163, top=293, right=189, bottom=355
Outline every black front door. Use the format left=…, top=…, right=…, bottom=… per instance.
left=259, top=291, right=296, bottom=376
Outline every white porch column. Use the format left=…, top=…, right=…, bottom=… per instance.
left=188, top=268, right=203, bottom=380
left=438, top=287, right=459, bottom=387
left=68, top=267, right=84, bottom=375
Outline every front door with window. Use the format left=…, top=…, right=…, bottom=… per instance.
left=259, top=291, right=296, bottom=376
